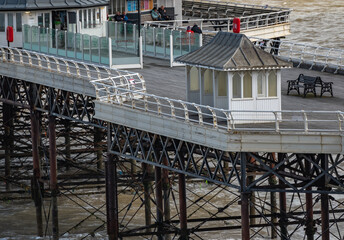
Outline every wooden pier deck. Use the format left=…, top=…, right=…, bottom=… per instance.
left=134, top=56, right=344, bottom=112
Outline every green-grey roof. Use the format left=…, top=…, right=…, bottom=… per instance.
left=0, top=0, right=109, bottom=11
left=175, top=32, right=292, bottom=71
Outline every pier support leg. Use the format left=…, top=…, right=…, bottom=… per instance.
left=305, top=157, right=314, bottom=240
left=3, top=102, right=13, bottom=191
left=162, top=157, right=171, bottom=240
left=278, top=153, right=288, bottom=240
left=64, top=120, right=71, bottom=170
left=31, top=108, right=43, bottom=237
left=94, top=127, right=104, bottom=172
left=179, top=151, right=188, bottom=240
left=49, top=115, right=59, bottom=240
left=155, top=165, right=163, bottom=240
left=240, top=153, right=250, bottom=240
left=142, top=163, right=152, bottom=233
left=320, top=154, right=329, bottom=240
left=106, top=125, right=119, bottom=240
left=270, top=153, right=278, bottom=239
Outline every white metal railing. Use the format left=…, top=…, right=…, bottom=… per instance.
left=145, top=10, right=290, bottom=33
left=249, top=37, right=344, bottom=73
left=1, top=47, right=343, bottom=134
left=91, top=81, right=344, bottom=133
left=0, top=47, right=146, bottom=93
left=183, top=0, right=290, bottom=12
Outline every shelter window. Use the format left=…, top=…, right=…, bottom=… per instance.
left=190, top=67, right=199, bottom=91
left=268, top=70, right=277, bottom=97
left=232, top=72, right=241, bottom=98
left=16, top=13, right=22, bottom=32
left=257, top=71, right=266, bottom=97
left=204, top=69, right=213, bottom=95
left=0, top=13, right=5, bottom=32
left=243, top=72, right=252, bottom=98
left=8, top=13, right=14, bottom=28
left=218, top=72, right=227, bottom=97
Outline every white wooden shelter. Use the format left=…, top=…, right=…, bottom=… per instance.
left=176, top=32, right=292, bottom=122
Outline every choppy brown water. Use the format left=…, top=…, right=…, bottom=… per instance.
left=238, top=0, right=344, bottom=49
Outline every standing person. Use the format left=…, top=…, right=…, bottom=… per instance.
left=151, top=7, right=161, bottom=21
left=158, top=5, right=171, bottom=20
left=191, top=23, right=202, bottom=34
left=114, top=11, right=123, bottom=21
left=121, top=11, right=128, bottom=21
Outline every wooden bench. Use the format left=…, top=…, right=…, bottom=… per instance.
left=287, top=74, right=333, bottom=97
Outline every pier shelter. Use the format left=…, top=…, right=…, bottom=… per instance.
left=0, top=0, right=109, bottom=47
left=176, top=32, right=291, bottom=122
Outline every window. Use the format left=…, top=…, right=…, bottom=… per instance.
left=204, top=69, right=213, bottom=95
left=190, top=67, right=199, bottom=91
left=243, top=72, right=252, bottom=98
left=88, top=9, right=92, bottom=28
left=218, top=72, right=227, bottom=96
left=83, top=10, right=87, bottom=28
left=16, top=13, right=22, bottom=32
left=232, top=72, right=241, bottom=98
left=92, top=9, right=96, bottom=27
left=0, top=13, right=5, bottom=32
left=8, top=13, right=14, bottom=27
left=257, top=71, right=265, bottom=97
left=268, top=70, right=277, bottom=97
left=44, top=13, right=50, bottom=28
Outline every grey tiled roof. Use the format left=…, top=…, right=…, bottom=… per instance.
left=0, top=0, right=108, bottom=11
left=175, top=32, right=292, bottom=71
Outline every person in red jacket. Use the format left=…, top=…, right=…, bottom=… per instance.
left=186, top=26, right=194, bottom=33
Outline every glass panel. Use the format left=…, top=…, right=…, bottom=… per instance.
left=218, top=71, right=227, bottom=96
left=100, top=37, right=109, bottom=65
left=83, top=34, right=91, bottom=61
left=31, top=26, right=39, bottom=51
left=23, top=25, right=31, bottom=49
left=155, top=27, right=164, bottom=56
left=190, top=67, right=199, bottom=91
left=91, top=36, right=99, bottom=63
left=232, top=73, right=241, bottom=98
left=144, top=26, right=154, bottom=54
left=57, top=30, right=66, bottom=56
left=66, top=32, right=75, bottom=58
left=8, top=13, right=14, bottom=27
left=257, top=71, right=266, bottom=97
left=75, top=33, right=82, bottom=59
left=172, top=30, right=182, bottom=57
left=16, top=13, right=22, bottom=32
left=204, top=69, right=213, bottom=95
left=48, top=29, right=57, bottom=54
left=164, top=28, right=171, bottom=57
left=268, top=70, right=277, bottom=97
left=39, top=28, right=48, bottom=53
left=0, top=13, right=5, bottom=32
left=243, top=72, right=252, bottom=98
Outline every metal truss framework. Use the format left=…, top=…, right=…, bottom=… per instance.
left=1, top=76, right=344, bottom=240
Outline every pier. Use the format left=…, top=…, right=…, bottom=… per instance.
left=0, top=46, right=344, bottom=239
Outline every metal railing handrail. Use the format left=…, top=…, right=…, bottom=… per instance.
left=91, top=81, right=344, bottom=134
left=145, top=10, right=291, bottom=32
left=249, top=36, right=344, bottom=73
left=0, top=47, right=146, bottom=94
left=183, top=0, right=291, bottom=11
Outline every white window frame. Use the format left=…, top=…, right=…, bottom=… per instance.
left=232, top=71, right=253, bottom=100
left=257, top=70, right=278, bottom=99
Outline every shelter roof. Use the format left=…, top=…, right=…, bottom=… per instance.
left=0, top=0, right=108, bottom=11
left=175, top=32, right=292, bottom=71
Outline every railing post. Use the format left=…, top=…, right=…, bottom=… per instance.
left=74, top=32, right=76, bottom=59
left=109, top=37, right=112, bottom=68
left=98, top=37, right=101, bottom=64
left=170, top=34, right=173, bottom=67
left=89, top=35, right=92, bottom=62
left=163, top=28, right=166, bottom=57
left=179, top=31, right=182, bottom=56
left=30, top=26, right=33, bottom=50
left=46, top=28, right=49, bottom=52
left=139, top=36, right=143, bottom=69
left=124, top=22, right=127, bottom=50
left=153, top=27, right=156, bottom=56
left=143, top=27, right=146, bottom=53
left=188, top=32, right=191, bottom=52
left=38, top=26, right=41, bottom=52
left=65, top=31, right=67, bottom=57
left=133, top=24, right=136, bottom=54
left=55, top=29, right=58, bottom=55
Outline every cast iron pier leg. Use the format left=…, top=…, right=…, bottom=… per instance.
left=162, top=157, right=171, bottom=240
left=155, top=165, right=163, bottom=240
left=305, top=156, right=314, bottom=240
left=31, top=108, right=43, bottom=237
left=240, top=153, right=250, bottom=240
left=49, top=114, right=59, bottom=240
left=142, top=163, right=152, bottom=233
left=179, top=152, right=188, bottom=240
left=106, top=125, right=119, bottom=240
left=320, top=154, right=329, bottom=240
left=278, top=153, right=288, bottom=240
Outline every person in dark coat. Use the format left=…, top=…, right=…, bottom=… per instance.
left=191, top=24, right=202, bottom=34
left=158, top=5, right=171, bottom=20
left=114, top=11, right=123, bottom=21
